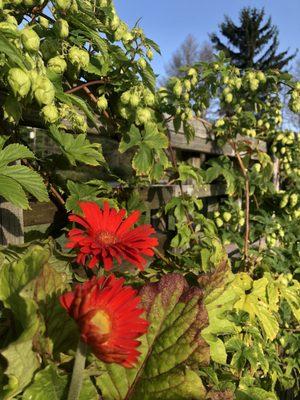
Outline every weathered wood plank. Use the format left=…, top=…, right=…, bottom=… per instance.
left=0, top=199, right=24, bottom=245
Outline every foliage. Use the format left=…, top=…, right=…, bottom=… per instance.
left=0, top=1, right=299, bottom=400
left=210, top=7, right=296, bottom=70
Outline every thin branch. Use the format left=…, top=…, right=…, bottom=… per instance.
left=230, top=140, right=250, bottom=263
left=30, top=1, right=48, bottom=24
left=65, top=80, right=107, bottom=94
left=82, top=86, right=111, bottom=121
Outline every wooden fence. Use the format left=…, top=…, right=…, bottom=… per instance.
left=0, top=118, right=268, bottom=247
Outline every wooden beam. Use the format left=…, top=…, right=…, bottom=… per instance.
left=0, top=199, right=24, bottom=245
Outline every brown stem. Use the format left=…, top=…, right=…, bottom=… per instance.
left=230, top=141, right=250, bottom=263
left=65, top=80, right=107, bottom=94
left=82, top=86, right=111, bottom=121
left=30, top=1, right=48, bottom=23
left=165, top=119, right=195, bottom=234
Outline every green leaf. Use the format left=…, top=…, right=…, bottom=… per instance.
left=139, top=61, right=156, bottom=92
left=143, top=123, right=168, bottom=149
left=119, top=125, right=142, bottom=153
left=0, top=144, right=34, bottom=168
left=0, top=175, right=29, bottom=209
left=65, top=180, right=111, bottom=212
left=96, top=274, right=209, bottom=400
left=49, top=126, right=105, bottom=166
left=236, top=387, right=277, bottom=400
left=0, top=32, right=28, bottom=69
left=23, top=365, right=98, bottom=400
left=0, top=164, right=49, bottom=204
left=0, top=246, right=49, bottom=399
left=132, top=144, right=153, bottom=174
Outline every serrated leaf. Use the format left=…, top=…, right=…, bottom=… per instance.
left=0, top=175, right=29, bottom=209
left=49, top=126, right=105, bottom=166
left=143, top=123, right=168, bottom=149
left=0, top=32, right=28, bottom=69
left=23, top=365, right=98, bottom=400
left=96, top=274, right=209, bottom=400
left=119, top=125, right=142, bottom=153
left=0, top=164, right=49, bottom=204
left=132, top=144, right=153, bottom=174
left=139, top=61, right=156, bottom=93
left=0, top=144, right=34, bottom=168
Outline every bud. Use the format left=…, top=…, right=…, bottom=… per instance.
left=110, top=14, right=120, bottom=31
left=54, top=0, right=71, bottom=11
left=249, top=78, right=259, bottom=91
left=68, top=46, right=90, bottom=68
left=256, top=71, right=266, bottom=83
left=34, top=76, right=55, bottom=105
left=146, top=49, right=153, bottom=60
left=39, top=16, right=49, bottom=29
left=215, top=218, right=223, bottom=228
left=280, top=194, right=289, bottom=209
left=21, top=28, right=40, bottom=52
left=215, top=118, right=225, bottom=128
left=98, top=0, right=108, bottom=6
left=172, top=81, right=182, bottom=98
left=187, top=68, right=197, bottom=78
left=120, top=91, right=131, bottom=105
left=143, top=88, right=155, bottom=106
left=137, top=57, right=147, bottom=69
left=252, top=163, right=261, bottom=173
left=8, top=68, right=31, bottom=98
left=129, top=93, right=140, bottom=108
left=290, top=193, right=298, bottom=208
left=118, top=104, right=132, bottom=120
left=0, top=22, right=18, bottom=34
left=223, top=212, right=232, bottom=222
left=6, top=15, right=18, bottom=25
left=69, top=0, right=78, bottom=12
left=55, top=19, right=69, bottom=39
left=97, top=95, right=108, bottom=110
left=225, top=92, right=233, bottom=104
left=41, top=104, right=59, bottom=124
left=183, top=80, right=191, bottom=92
left=135, top=107, right=151, bottom=125
left=48, top=56, right=67, bottom=74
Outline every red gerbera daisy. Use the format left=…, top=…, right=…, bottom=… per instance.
left=66, top=201, right=158, bottom=270
left=60, top=274, right=148, bottom=367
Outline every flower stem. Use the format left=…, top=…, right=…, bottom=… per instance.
left=67, top=340, right=87, bottom=400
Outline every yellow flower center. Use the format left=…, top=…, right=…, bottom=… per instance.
left=97, top=231, right=117, bottom=246
left=91, top=310, right=112, bottom=335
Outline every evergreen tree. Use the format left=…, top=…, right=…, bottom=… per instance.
left=210, top=7, right=296, bottom=71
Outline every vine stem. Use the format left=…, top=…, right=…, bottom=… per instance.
left=67, top=340, right=87, bottom=400
left=230, top=140, right=250, bottom=263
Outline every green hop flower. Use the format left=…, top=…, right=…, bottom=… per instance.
left=97, top=95, right=108, bottom=110
left=120, top=91, right=131, bottom=105
left=143, top=88, right=155, bottom=106
left=41, top=104, right=59, bottom=124
left=146, top=49, right=153, bottom=60
left=223, top=212, right=232, bottom=222
left=118, top=104, right=132, bottom=120
left=39, top=16, right=49, bottom=28
left=54, top=0, right=71, bottom=11
left=137, top=57, right=147, bottom=69
left=187, top=68, right=197, bottom=77
left=68, top=46, right=90, bottom=68
left=0, top=22, right=18, bottom=34
left=8, top=68, right=31, bottom=98
left=172, top=81, right=182, bottom=98
left=98, top=0, right=108, bottom=6
left=249, top=78, right=259, bottom=91
left=215, top=217, right=223, bottom=228
left=34, top=76, right=55, bottom=105
left=252, top=163, right=261, bottom=173
left=110, top=14, right=120, bottom=31
left=225, top=92, right=233, bottom=104
left=48, top=56, right=67, bottom=74
left=129, top=93, right=140, bottom=108
left=21, top=28, right=40, bottom=52
left=6, top=15, right=18, bottom=25
left=135, top=107, right=152, bottom=125
left=215, top=118, right=225, bottom=128
left=290, top=193, right=298, bottom=208
left=55, top=19, right=69, bottom=39
left=256, top=71, right=266, bottom=83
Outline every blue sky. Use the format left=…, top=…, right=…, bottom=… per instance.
left=114, top=0, right=300, bottom=78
